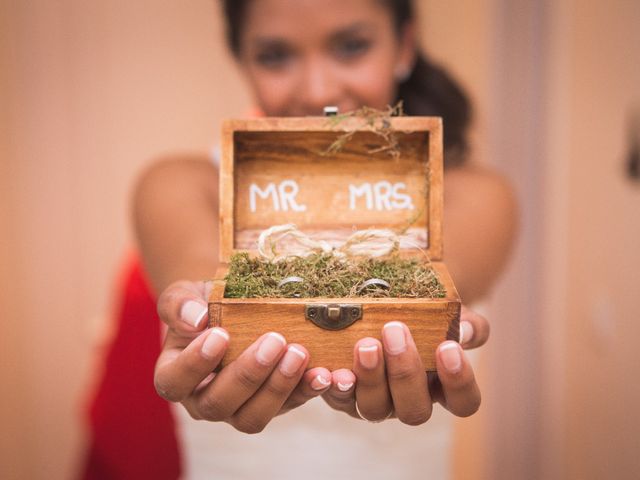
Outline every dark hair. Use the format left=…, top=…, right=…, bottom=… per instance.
left=222, top=0, right=472, bottom=166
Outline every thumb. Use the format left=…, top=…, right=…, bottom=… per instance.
left=157, top=280, right=212, bottom=335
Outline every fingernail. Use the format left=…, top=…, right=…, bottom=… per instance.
left=181, top=300, right=208, bottom=328
left=439, top=341, right=462, bottom=374
left=383, top=321, right=407, bottom=355
left=256, top=332, right=286, bottom=366
left=460, top=321, right=474, bottom=345
left=337, top=382, right=354, bottom=392
left=311, top=374, right=331, bottom=391
left=358, top=344, right=379, bottom=370
left=279, top=346, right=306, bottom=377
left=201, top=328, right=228, bottom=359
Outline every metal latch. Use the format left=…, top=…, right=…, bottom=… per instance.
left=305, top=303, right=362, bottom=331
left=323, top=106, right=339, bottom=116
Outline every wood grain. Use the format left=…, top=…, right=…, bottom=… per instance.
left=209, top=262, right=460, bottom=371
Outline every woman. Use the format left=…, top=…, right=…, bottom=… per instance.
left=83, top=1, right=516, bottom=478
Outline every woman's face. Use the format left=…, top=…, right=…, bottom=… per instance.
left=236, top=0, right=415, bottom=116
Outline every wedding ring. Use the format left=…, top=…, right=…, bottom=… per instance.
left=277, top=276, right=305, bottom=288
left=357, top=278, right=391, bottom=293
left=354, top=400, right=394, bottom=423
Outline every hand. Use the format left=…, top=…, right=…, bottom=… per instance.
left=322, top=306, right=490, bottom=424
left=153, top=280, right=332, bottom=433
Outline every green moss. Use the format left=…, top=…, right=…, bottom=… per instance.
left=224, top=252, right=446, bottom=299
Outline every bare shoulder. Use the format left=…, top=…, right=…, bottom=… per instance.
left=443, top=163, right=519, bottom=301
left=445, top=163, right=516, bottom=211
left=133, top=152, right=219, bottom=223
left=134, top=153, right=218, bottom=200
left=445, top=163, right=518, bottom=234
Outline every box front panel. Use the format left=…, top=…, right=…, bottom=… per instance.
left=213, top=298, right=460, bottom=371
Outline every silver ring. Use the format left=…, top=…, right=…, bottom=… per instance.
left=277, top=276, right=305, bottom=288
left=354, top=400, right=394, bottom=423
left=357, top=278, right=391, bottom=293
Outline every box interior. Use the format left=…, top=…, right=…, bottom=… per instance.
left=232, top=129, right=431, bottom=256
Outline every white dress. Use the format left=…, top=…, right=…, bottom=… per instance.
left=173, top=398, right=453, bottom=480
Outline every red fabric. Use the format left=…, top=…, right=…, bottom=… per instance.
left=80, top=254, right=181, bottom=480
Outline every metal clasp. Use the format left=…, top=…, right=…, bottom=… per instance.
left=323, top=106, right=339, bottom=116
left=305, top=303, right=362, bottom=331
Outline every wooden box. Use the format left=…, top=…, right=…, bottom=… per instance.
left=208, top=116, right=460, bottom=371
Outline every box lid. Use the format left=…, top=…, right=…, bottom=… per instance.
left=219, top=116, right=444, bottom=262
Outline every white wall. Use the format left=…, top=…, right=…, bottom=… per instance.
left=455, top=1, right=640, bottom=479
left=562, top=1, right=640, bottom=477
left=0, top=1, right=248, bottom=477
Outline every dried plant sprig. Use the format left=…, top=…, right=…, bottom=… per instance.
left=320, top=102, right=405, bottom=159
left=224, top=252, right=446, bottom=299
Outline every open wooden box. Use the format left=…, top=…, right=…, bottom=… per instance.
left=208, top=116, right=460, bottom=371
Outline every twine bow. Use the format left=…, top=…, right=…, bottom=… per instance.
left=257, top=224, right=400, bottom=262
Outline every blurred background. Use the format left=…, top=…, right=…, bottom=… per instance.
left=1, top=0, right=638, bottom=479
